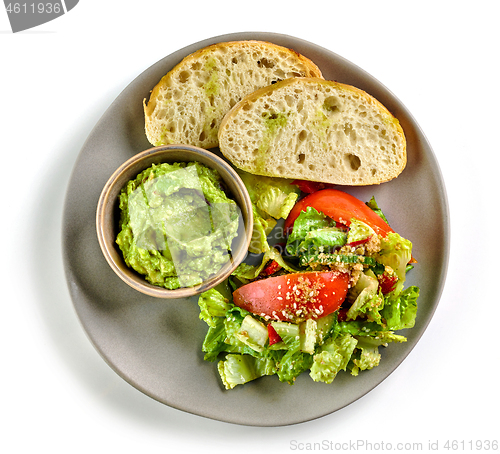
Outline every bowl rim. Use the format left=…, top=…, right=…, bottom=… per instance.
left=96, top=144, right=253, bottom=299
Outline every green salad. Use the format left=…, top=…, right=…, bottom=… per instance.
left=197, top=172, right=419, bottom=389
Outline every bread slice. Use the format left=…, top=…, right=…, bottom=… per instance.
left=218, top=77, right=407, bottom=186
left=143, top=41, right=323, bottom=149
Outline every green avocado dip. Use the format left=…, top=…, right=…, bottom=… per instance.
left=116, top=161, right=241, bottom=289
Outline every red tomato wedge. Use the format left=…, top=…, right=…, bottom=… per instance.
left=267, top=324, right=282, bottom=345
left=233, top=271, right=349, bottom=322
left=284, top=188, right=394, bottom=237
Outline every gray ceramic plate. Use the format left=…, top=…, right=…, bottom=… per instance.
left=62, top=32, right=449, bottom=426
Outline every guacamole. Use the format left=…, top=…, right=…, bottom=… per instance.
left=116, top=161, right=241, bottom=289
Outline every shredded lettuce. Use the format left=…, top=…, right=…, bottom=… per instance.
left=346, top=271, right=384, bottom=324
left=310, top=333, right=358, bottom=383
left=248, top=204, right=276, bottom=254
left=231, top=246, right=298, bottom=282
left=382, top=285, right=419, bottom=330
left=286, top=206, right=347, bottom=259
left=238, top=170, right=299, bottom=254
left=237, top=169, right=299, bottom=220
left=375, top=232, right=413, bottom=293
left=198, top=288, right=232, bottom=328
left=218, top=354, right=276, bottom=389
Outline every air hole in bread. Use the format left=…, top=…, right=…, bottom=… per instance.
left=298, top=153, right=306, bottom=164
left=191, top=62, right=202, bottom=70
left=263, top=112, right=279, bottom=120
left=199, top=130, right=206, bottom=142
left=374, top=124, right=380, bottom=130
left=274, top=69, right=285, bottom=79
left=298, top=130, right=308, bottom=142
left=178, top=71, right=190, bottom=83
left=371, top=168, right=377, bottom=176
left=323, top=96, right=340, bottom=114
left=243, top=103, right=252, bottom=111
left=257, top=58, right=275, bottom=69
left=285, top=95, right=295, bottom=108
left=346, top=153, right=361, bottom=171
left=308, top=164, right=315, bottom=171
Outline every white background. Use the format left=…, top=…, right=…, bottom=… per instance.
left=1, top=1, right=498, bottom=452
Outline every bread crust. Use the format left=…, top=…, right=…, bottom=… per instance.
left=218, top=77, right=407, bottom=186
left=143, top=40, right=323, bottom=149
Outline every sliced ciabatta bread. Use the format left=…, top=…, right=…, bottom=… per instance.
left=143, top=41, right=323, bottom=149
left=218, top=77, right=407, bottom=185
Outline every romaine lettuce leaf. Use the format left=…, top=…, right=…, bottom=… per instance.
left=235, top=315, right=269, bottom=352
left=237, top=169, right=299, bottom=220
left=276, top=349, right=314, bottom=384
left=350, top=337, right=381, bottom=375
left=286, top=206, right=346, bottom=259
left=375, top=232, right=413, bottom=293
left=201, top=317, right=229, bottom=361
left=365, top=196, right=389, bottom=224
left=238, top=170, right=299, bottom=254
left=381, top=285, right=419, bottom=330
left=256, top=186, right=299, bottom=220
left=350, top=332, right=406, bottom=376
left=346, top=271, right=384, bottom=324
left=198, top=288, right=232, bottom=328
left=217, top=354, right=276, bottom=389
left=248, top=204, right=276, bottom=254
left=310, top=333, right=358, bottom=383
left=231, top=246, right=298, bottom=281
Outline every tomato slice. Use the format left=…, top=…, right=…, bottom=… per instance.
left=233, top=271, right=349, bottom=322
left=284, top=188, right=394, bottom=237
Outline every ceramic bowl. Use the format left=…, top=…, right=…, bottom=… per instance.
left=96, top=145, right=253, bottom=298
